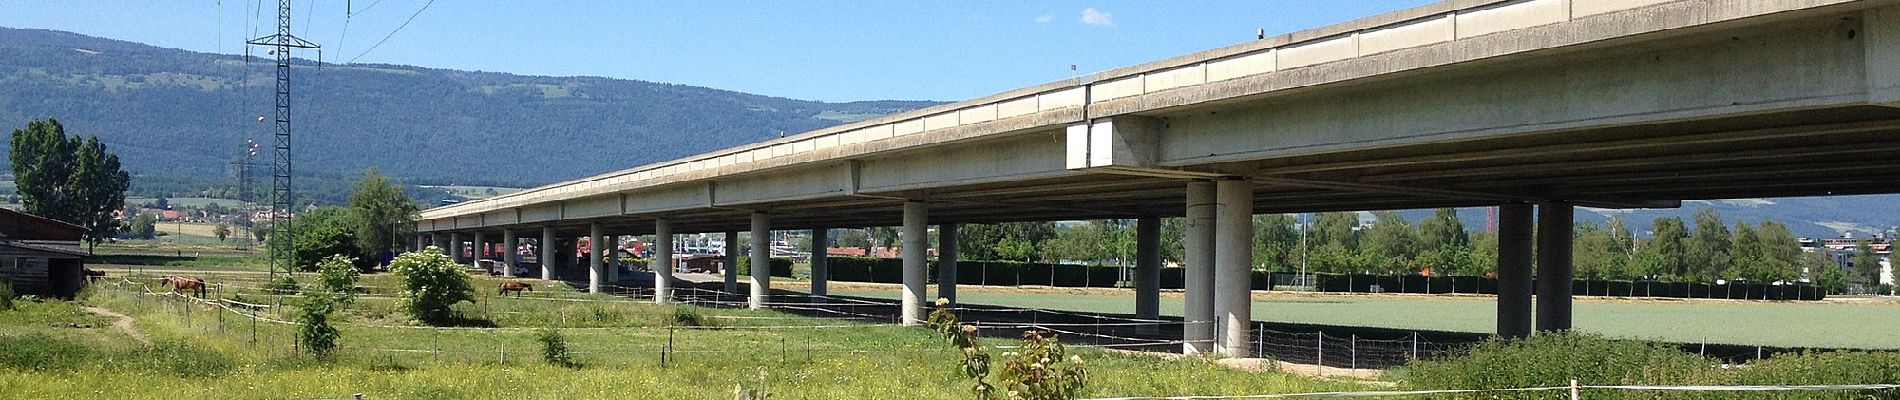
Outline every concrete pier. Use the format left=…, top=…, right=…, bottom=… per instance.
left=588, top=224, right=603, bottom=293
left=540, top=227, right=556, bottom=280
left=502, top=230, right=517, bottom=277
left=937, top=222, right=959, bottom=305
left=901, top=201, right=929, bottom=325
left=1496, top=203, right=1535, bottom=339
left=749, top=213, right=771, bottom=309
left=1183, top=181, right=1216, bottom=354
left=811, top=228, right=830, bottom=296
left=1212, top=180, right=1254, bottom=358
left=1537, top=202, right=1575, bottom=332
left=1134, top=215, right=1161, bottom=332
left=724, top=230, right=740, bottom=294
left=656, top=219, right=675, bottom=304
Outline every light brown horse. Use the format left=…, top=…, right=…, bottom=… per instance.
left=159, top=276, right=207, bottom=298
left=498, top=282, right=533, bottom=297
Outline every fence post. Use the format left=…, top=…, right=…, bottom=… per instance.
left=1315, top=332, right=1324, bottom=376
left=1569, top=378, right=1580, bottom=400
left=1411, top=332, right=1419, bottom=360
left=1699, top=338, right=1706, bottom=357
left=433, top=330, right=441, bottom=362
left=1756, top=345, right=1763, bottom=360
left=1255, top=325, right=1263, bottom=359
left=500, top=342, right=507, bottom=364
left=1349, top=334, right=1358, bottom=372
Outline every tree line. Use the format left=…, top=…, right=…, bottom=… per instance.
left=832, top=207, right=1875, bottom=291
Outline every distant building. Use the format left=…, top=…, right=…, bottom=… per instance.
left=0, top=208, right=90, bottom=298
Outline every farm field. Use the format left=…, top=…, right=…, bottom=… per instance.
left=0, top=272, right=1359, bottom=399
left=815, top=283, right=1900, bottom=350
left=124, top=197, right=252, bottom=209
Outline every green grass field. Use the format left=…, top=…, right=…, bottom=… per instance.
left=826, top=287, right=1900, bottom=350
left=0, top=272, right=1359, bottom=399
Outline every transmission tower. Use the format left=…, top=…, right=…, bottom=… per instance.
left=246, top=0, right=319, bottom=279
left=230, top=140, right=262, bottom=251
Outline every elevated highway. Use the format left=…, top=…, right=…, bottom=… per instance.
left=416, top=0, right=1900, bottom=357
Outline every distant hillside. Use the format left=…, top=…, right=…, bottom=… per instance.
left=1389, top=195, right=1900, bottom=240
left=0, top=27, right=942, bottom=186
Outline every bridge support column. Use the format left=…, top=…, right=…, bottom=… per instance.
left=588, top=224, right=603, bottom=294
left=1135, top=215, right=1161, bottom=334
left=724, top=230, right=741, bottom=294
left=1496, top=203, right=1534, bottom=339
left=1213, top=180, right=1254, bottom=358
left=540, top=227, right=556, bottom=280
left=811, top=228, right=830, bottom=296
left=415, top=235, right=427, bottom=252
left=750, top=213, right=772, bottom=309
left=448, top=232, right=462, bottom=262
left=502, top=229, right=517, bottom=277
left=472, top=231, right=486, bottom=270
left=938, top=223, right=959, bottom=305
left=1183, top=181, right=1216, bottom=354
left=656, top=219, right=675, bottom=304
left=901, top=201, right=929, bottom=325
left=1537, top=202, right=1574, bottom=332
left=606, top=234, right=620, bottom=283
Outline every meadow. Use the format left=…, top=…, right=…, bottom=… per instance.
left=0, top=272, right=1361, bottom=400
left=819, top=284, right=1900, bottom=350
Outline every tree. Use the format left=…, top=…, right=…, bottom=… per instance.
left=1314, top=212, right=1360, bottom=251
left=1726, top=221, right=1764, bottom=281
left=1360, top=211, right=1419, bottom=274
left=214, top=223, right=231, bottom=242
left=958, top=222, right=1057, bottom=262
left=1850, top=240, right=1881, bottom=285
left=1574, top=223, right=1632, bottom=280
left=1755, top=221, right=1804, bottom=283
left=1635, top=216, right=1689, bottom=280
left=348, top=168, right=421, bottom=265
left=1418, top=208, right=1469, bottom=251
left=1685, top=208, right=1731, bottom=281
left=1253, top=214, right=1300, bottom=271
left=290, top=207, right=363, bottom=271
left=126, top=213, right=159, bottom=240
left=9, top=119, right=130, bottom=251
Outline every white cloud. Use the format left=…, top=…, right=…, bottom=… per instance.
left=1080, top=8, right=1114, bottom=27
left=1035, top=14, right=1053, bottom=24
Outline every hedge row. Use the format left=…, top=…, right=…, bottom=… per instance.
left=736, top=257, right=794, bottom=278
left=824, top=257, right=1130, bottom=288
left=1312, top=273, right=1826, bottom=300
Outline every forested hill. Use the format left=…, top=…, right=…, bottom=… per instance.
left=0, top=27, right=942, bottom=186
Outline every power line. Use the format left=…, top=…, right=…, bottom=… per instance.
left=347, top=0, right=433, bottom=64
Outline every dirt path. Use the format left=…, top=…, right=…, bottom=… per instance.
left=81, top=306, right=151, bottom=346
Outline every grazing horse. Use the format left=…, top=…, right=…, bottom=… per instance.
left=159, top=276, right=207, bottom=298
left=499, top=282, right=533, bottom=297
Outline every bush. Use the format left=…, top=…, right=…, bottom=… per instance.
left=736, top=256, right=794, bottom=278
left=389, top=247, right=475, bottom=326
left=670, top=308, right=705, bottom=327
left=315, top=254, right=360, bottom=305
left=1405, top=332, right=1713, bottom=393
left=297, top=292, right=341, bottom=359
left=536, top=328, right=580, bottom=369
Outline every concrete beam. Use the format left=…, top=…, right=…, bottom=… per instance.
left=750, top=213, right=771, bottom=310
left=656, top=219, right=674, bottom=304
left=811, top=228, right=830, bottom=296
left=901, top=201, right=929, bottom=325
left=1183, top=181, right=1216, bottom=354
left=1496, top=203, right=1534, bottom=339
left=1869, top=5, right=1900, bottom=106
left=938, top=223, right=959, bottom=305
left=1213, top=180, right=1254, bottom=358
left=1536, top=202, right=1575, bottom=332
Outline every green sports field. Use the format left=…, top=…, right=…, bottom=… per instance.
left=824, top=287, right=1900, bottom=350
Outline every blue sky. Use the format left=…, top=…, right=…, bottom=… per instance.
left=0, top=1, right=1434, bottom=102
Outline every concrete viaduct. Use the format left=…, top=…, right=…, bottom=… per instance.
left=416, top=0, right=1900, bottom=357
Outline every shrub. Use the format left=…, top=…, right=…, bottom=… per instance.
left=297, top=292, right=341, bottom=359
left=670, top=308, right=705, bottom=327
left=737, top=256, right=794, bottom=278
left=1404, top=332, right=1713, bottom=392
left=536, top=328, right=580, bottom=369
left=389, top=247, right=475, bottom=326
left=314, top=254, right=360, bottom=305
left=926, top=297, right=1089, bottom=400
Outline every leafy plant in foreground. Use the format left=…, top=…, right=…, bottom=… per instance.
left=927, top=297, right=1087, bottom=400
left=389, top=247, right=475, bottom=326
left=536, top=328, right=580, bottom=369
left=314, top=254, right=361, bottom=305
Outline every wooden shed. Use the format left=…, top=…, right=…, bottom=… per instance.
left=0, top=208, right=90, bottom=298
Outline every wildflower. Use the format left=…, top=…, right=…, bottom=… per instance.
left=1071, top=355, right=1084, bottom=365
left=935, top=297, right=950, bottom=307
left=961, top=324, right=978, bottom=334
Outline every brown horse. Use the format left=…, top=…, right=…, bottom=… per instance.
left=499, top=282, right=533, bottom=297
left=159, top=276, right=207, bottom=298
